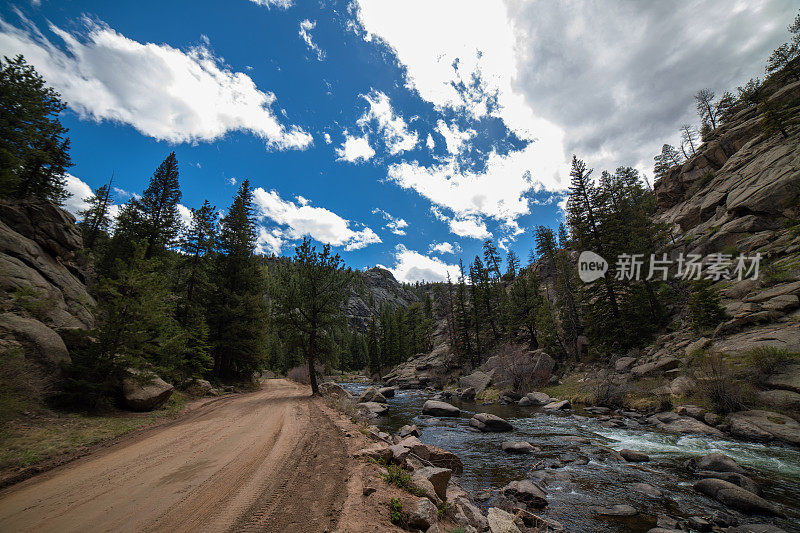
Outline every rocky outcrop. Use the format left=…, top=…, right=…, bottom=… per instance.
left=0, top=200, right=95, bottom=332
left=0, top=313, right=70, bottom=365
left=728, top=410, right=800, bottom=445
left=121, top=369, right=174, bottom=411
left=469, top=413, right=513, bottom=432
left=344, top=267, right=417, bottom=331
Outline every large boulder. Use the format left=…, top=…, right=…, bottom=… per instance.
left=318, top=382, right=353, bottom=399
left=620, top=449, right=650, bottom=462
left=501, top=479, right=547, bottom=508
left=764, top=363, right=800, bottom=394
left=519, top=392, right=550, bottom=406
left=728, top=410, right=800, bottom=445
left=121, top=369, right=174, bottom=411
left=358, top=386, right=387, bottom=403
left=459, top=370, right=493, bottom=395
left=378, top=386, right=396, bottom=398
left=648, top=412, right=723, bottom=436
left=695, top=471, right=761, bottom=495
left=399, top=436, right=463, bottom=474
left=693, top=478, right=784, bottom=516
left=487, top=507, right=522, bottom=533
left=454, top=496, right=490, bottom=532
left=0, top=313, right=70, bottom=365
left=408, top=498, right=437, bottom=531
left=542, top=399, right=570, bottom=411
left=422, top=400, right=460, bottom=417
left=469, top=413, right=513, bottom=432
left=631, top=357, right=680, bottom=378
left=758, top=389, right=800, bottom=413
left=358, top=401, right=388, bottom=416
left=412, top=466, right=451, bottom=501
left=693, top=453, right=745, bottom=474
left=501, top=441, right=537, bottom=454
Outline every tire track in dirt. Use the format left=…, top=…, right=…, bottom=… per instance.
left=0, top=379, right=350, bottom=533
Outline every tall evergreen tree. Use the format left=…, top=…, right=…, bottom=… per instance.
left=273, top=238, right=353, bottom=394
left=209, top=180, right=268, bottom=379
left=79, top=177, right=113, bottom=250
left=0, top=55, right=71, bottom=203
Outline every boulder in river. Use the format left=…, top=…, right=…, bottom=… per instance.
left=469, top=412, right=513, bottom=432
left=542, top=399, right=570, bottom=411
left=592, top=504, right=638, bottom=516
left=728, top=410, right=800, bottom=445
left=378, top=386, right=396, bottom=398
left=121, top=369, right=174, bottom=411
left=501, top=479, right=547, bottom=508
left=501, top=441, right=538, bottom=454
left=520, top=391, right=551, bottom=406
left=696, top=471, right=761, bottom=495
left=460, top=387, right=476, bottom=400
left=422, top=399, right=460, bottom=417
left=399, top=436, right=464, bottom=474
left=629, top=482, right=663, bottom=498
left=692, top=452, right=745, bottom=474
left=358, top=401, right=388, bottom=415
left=648, top=412, right=723, bottom=436
left=398, top=424, right=420, bottom=438
left=619, top=449, right=650, bottom=462
left=693, top=478, right=785, bottom=517
left=358, top=386, right=387, bottom=403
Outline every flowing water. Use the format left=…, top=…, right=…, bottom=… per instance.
left=340, top=382, right=800, bottom=533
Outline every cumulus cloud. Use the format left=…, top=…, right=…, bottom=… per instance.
left=382, top=244, right=460, bottom=283
left=227, top=177, right=237, bottom=186
left=448, top=215, right=491, bottom=240
left=252, top=188, right=381, bottom=252
left=357, top=90, right=418, bottom=154
left=249, top=0, right=294, bottom=9
left=177, top=204, right=192, bottom=228
left=371, top=207, right=408, bottom=235
left=336, top=133, right=375, bottom=162
left=426, top=133, right=435, bottom=150
left=299, top=19, right=325, bottom=61
left=435, top=120, right=475, bottom=155
left=323, top=132, right=332, bottom=144
left=0, top=16, right=313, bottom=149
left=429, top=241, right=460, bottom=255
left=63, top=173, right=122, bottom=223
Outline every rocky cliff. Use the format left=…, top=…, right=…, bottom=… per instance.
left=0, top=200, right=96, bottom=368
left=345, top=266, right=418, bottom=331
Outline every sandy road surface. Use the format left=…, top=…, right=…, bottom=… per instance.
left=0, top=379, right=349, bottom=533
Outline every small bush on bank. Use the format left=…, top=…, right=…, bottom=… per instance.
left=286, top=365, right=310, bottom=384
left=688, top=280, right=726, bottom=333
left=389, top=498, right=404, bottom=526
left=691, top=350, right=752, bottom=414
left=741, top=346, right=799, bottom=381
left=381, top=463, right=424, bottom=496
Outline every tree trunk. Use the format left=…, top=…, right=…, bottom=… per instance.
left=308, top=334, right=319, bottom=395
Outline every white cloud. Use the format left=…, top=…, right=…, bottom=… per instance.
left=296, top=195, right=310, bottom=206
left=248, top=0, right=294, bottom=9
left=299, top=19, right=325, bottom=61
left=435, top=120, right=475, bottom=155
left=429, top=241, right=460, bottom=255
left=252, top=188, right=381, bottom=251
left=227, top=177, right=237, bottom=186
left=323, top=132, right=332, bottom=144
left=177, top=204, right=192, bottom=228
left=0, top=17, right=313, bottom=150
left=426, top=133, right=435, bottom=150
left=371, top=207, right=408, bottom=235
left=357, top=90, right=418, bottom=155
left=448, top=215, right=491, bottom=240
left=257, top=227, right=285, bottom=255
left=382, top=244, right=460, bottom=283
left=63, top=173, right=93, bottom=218
left=336, top=133, right=375, bottom=162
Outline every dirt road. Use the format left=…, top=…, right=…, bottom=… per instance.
left=0, top=379, right=349, bottom=533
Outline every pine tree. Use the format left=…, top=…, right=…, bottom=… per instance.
left=505, top=251, right=520, bottom=280
left=273, top=238, right=353, bottom=394
left=79, top=177, right=113, bottom=249
left=0, top=55, right=71, bottom=203
left=120, top=152, right=183, bottom=259
left=455, top=260, right=474, bottom=365
left=680, top=124, right=698, bottom=159
left=209, top=180, right=268, bottom=380
left=653, top=144, right=683, bottom=180
left=695, top=89, right=718, bottom=130
left=766, top=10, right=800, bottom=80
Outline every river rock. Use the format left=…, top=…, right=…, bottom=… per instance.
left=757, top=389, right=800, bottom=412
left=542, top=399, right=571, bottom=411
left=358, top=386, right=387, bottom=403
left=470, top=413, right=513, bottom=432
left=389, top=444, right=410, bottom=463
left=399, top=424, right=421, bottom=438
left=669, top=375, right=697, bottom=396
left=620, top=449, right=650, bottom=462
left=592, top=504, right=637, bottom=516
left=726, top=525, right=788, bottom=533
left=422, top=400, right=460, bottom=417
left=687, top=516, right=712, bottom=531
left=378, top=386, right=397, bottom=398
left=630, top=482, right=663, bottom=498
left=615, top=356, right=638, bottom=372
left=486, top=507, right=521, bottom=533
left=454, top=496, right=489, bottom=532
left=412, top=466, right=451, bottom=501
left=460, top=387, right=477, bottom=400
left=353, top=444, right=392, bottom=463
left=696, top=471, right=761, bottom=495
left=459, top=371, right=493, bottom=395
left=408, top=498, right=437, bottom=530
left=631, top=357, right=680, bottom=378
left=121, top=369, right=174, bottom=411
left=728, top=410, right=800, bottom=445
left=693, top=478, right=785, bottom=516
left=520, top=392, right=551, bottom=406
left=399, top=436, right=464, bottom=474
left=648, top=413, right=723, bottom=436
left=501, top=479, right=547, bottom=508
left=501, top=441, right=537, bottom=454
left=358, top=401, right=388, bottom=415
left=764, top=363, right=800, bottom=393
left=676, top=404, right=707, bottom=420
left=693, top=452, right=745, bottom=474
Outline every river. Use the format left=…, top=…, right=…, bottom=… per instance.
left=340, top=382, right=800, bottom=532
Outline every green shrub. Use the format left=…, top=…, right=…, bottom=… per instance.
left=741, top=346, right=799, bottom=382
left=381, top=463, right=424, bottom=496
left=692, top=350, right=751, bottom=414
left=389, top=498, right=404, bottom=525
left=688, top=280, right=726, bottom=332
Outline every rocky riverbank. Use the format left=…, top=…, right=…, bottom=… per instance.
left=326, top=380, right=800, bottom=533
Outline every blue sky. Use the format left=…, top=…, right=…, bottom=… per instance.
left=1, top=0, right=795, bottom=281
